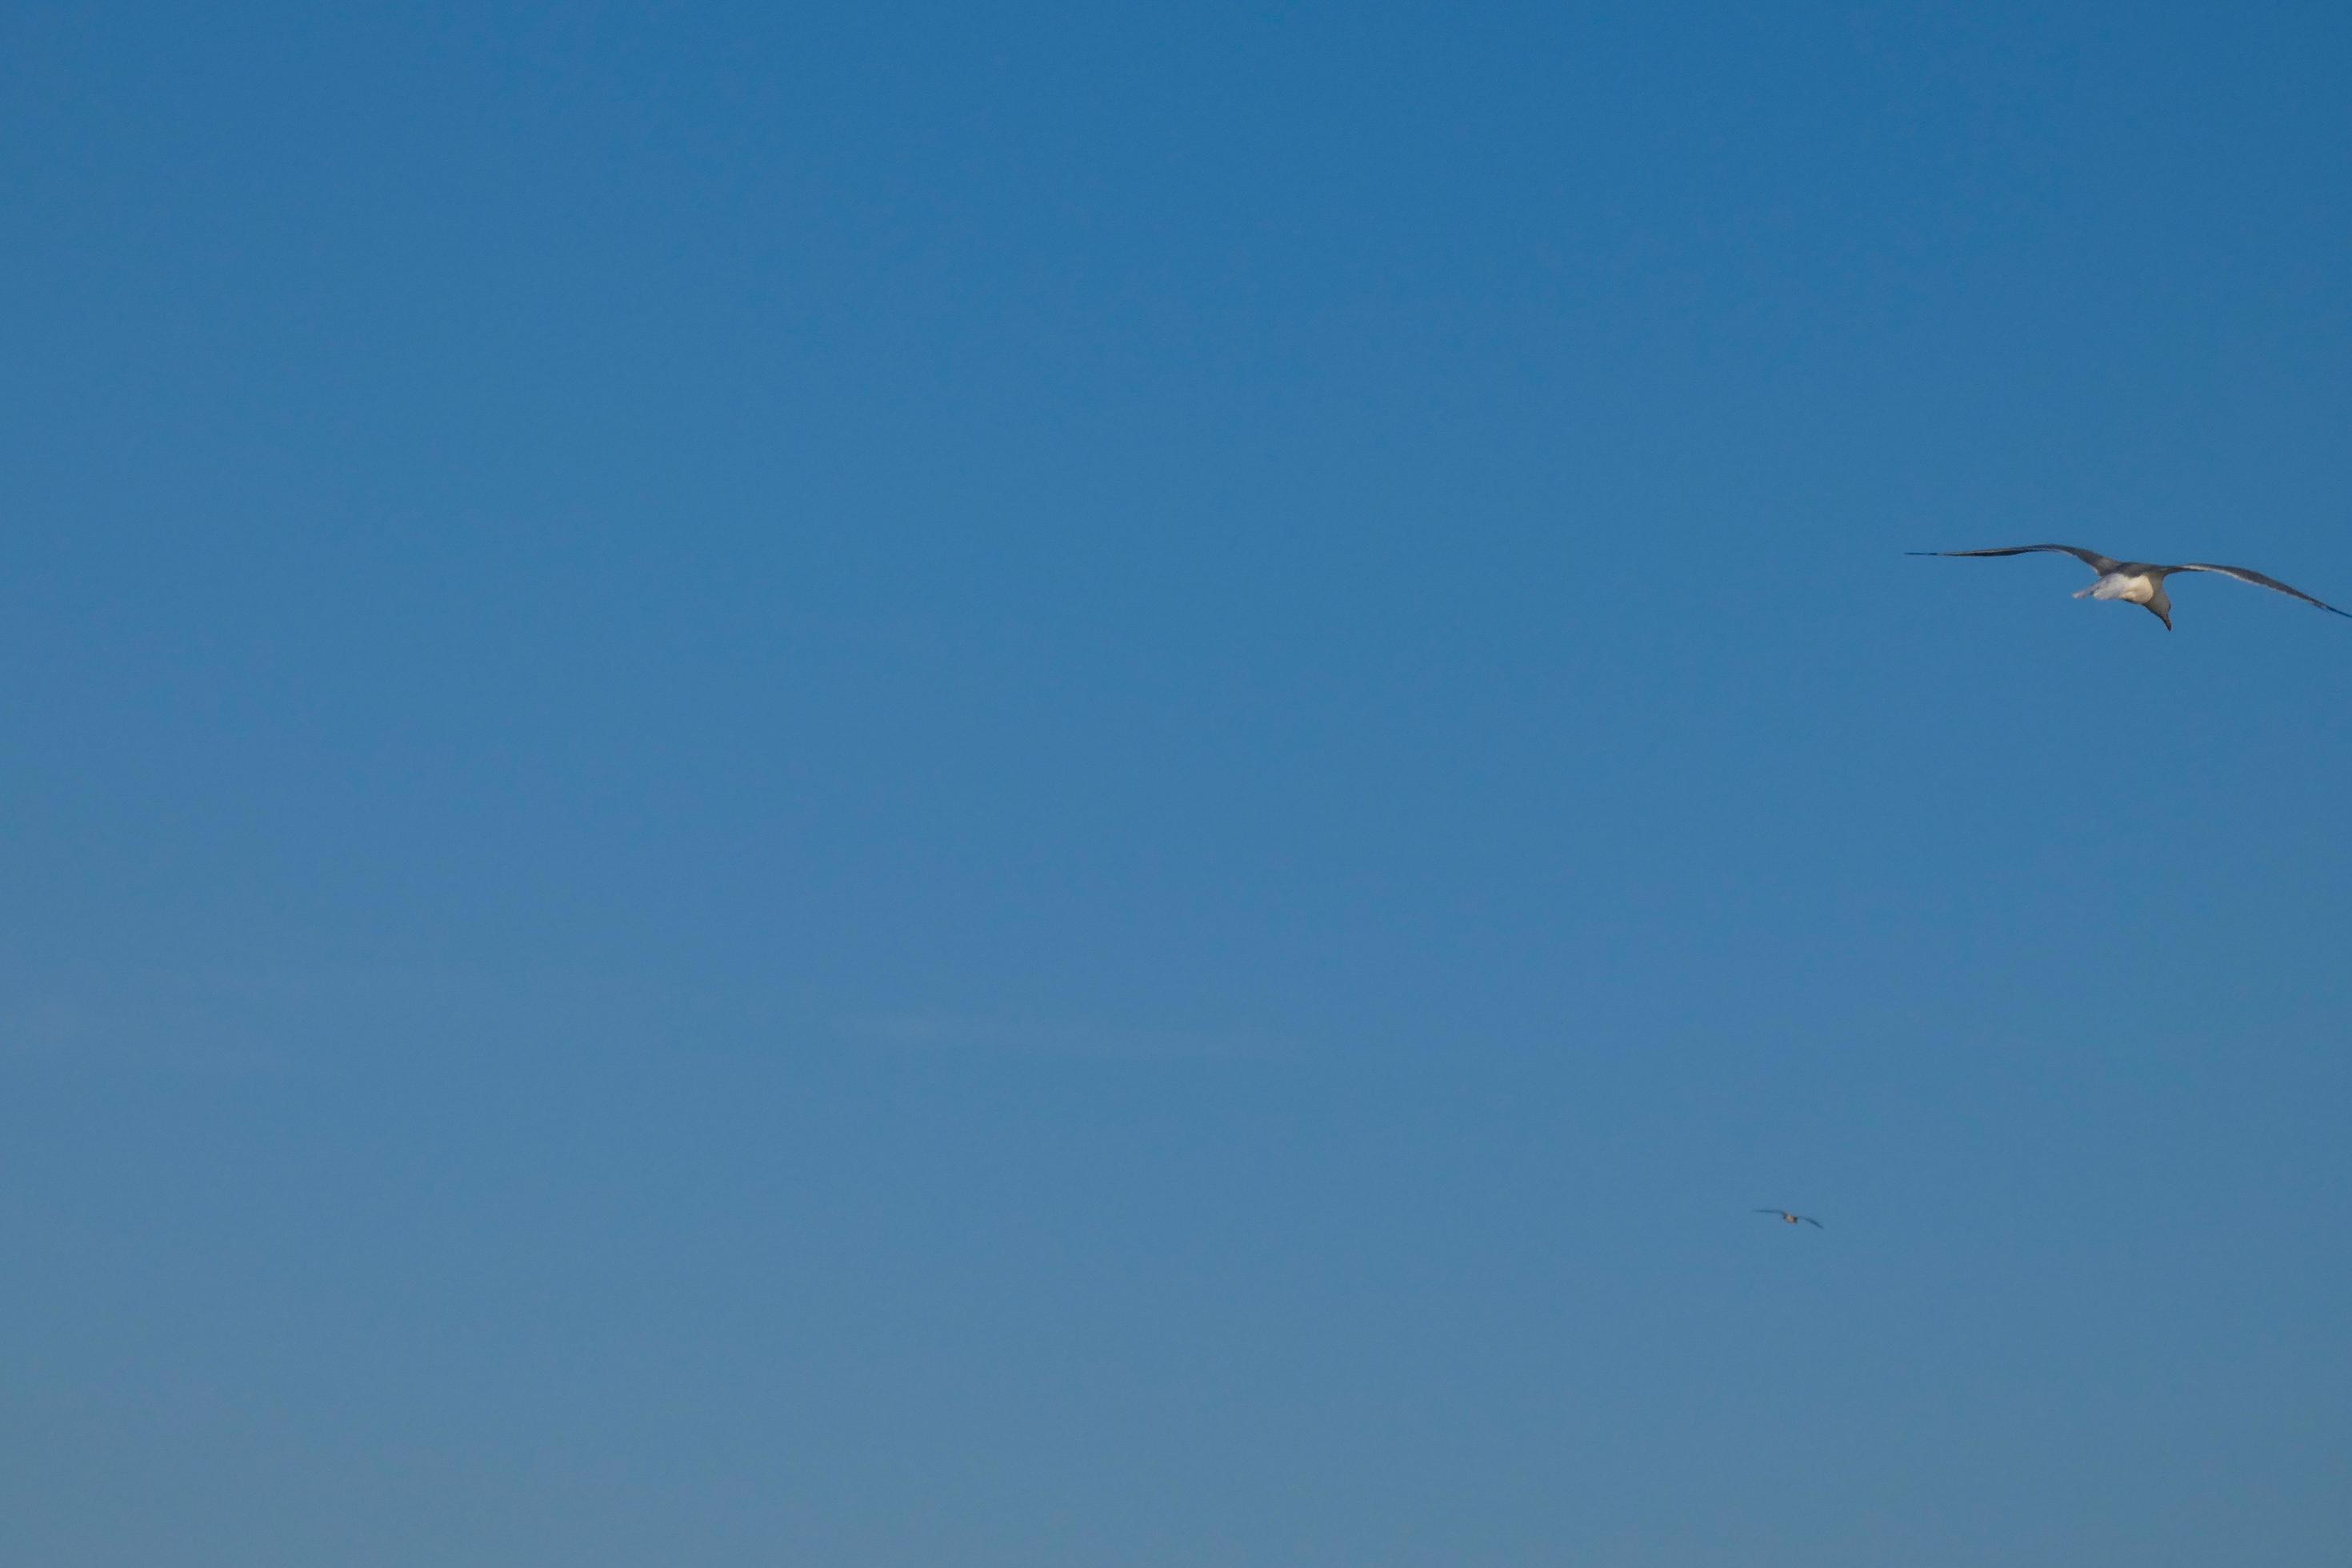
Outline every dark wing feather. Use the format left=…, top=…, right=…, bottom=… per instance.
left=1801, top=1216, right=1823, bottom=1228
left=2166, top=562, right=2352, bottom=618
left=1907, top=544, right=2121, bottom=573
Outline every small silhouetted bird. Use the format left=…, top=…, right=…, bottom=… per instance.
left=1754, top=1209, right=1823, bottom=1228
left=1907, top=544, right=2350, bottom=630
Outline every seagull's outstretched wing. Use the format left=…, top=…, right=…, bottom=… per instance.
left=2165, top=562, right=2352, bottom=618
left=1752, top=1208, right=1788, bottom=1216
left=1906, top=544, right=2121, bottom=574
left=1800, top=1215, right=1823, bottom=1228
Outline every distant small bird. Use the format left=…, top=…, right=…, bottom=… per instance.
left=1754, top=1209, right=1823, bottom=1228
left=1907, top=544, right=2351, bottom=630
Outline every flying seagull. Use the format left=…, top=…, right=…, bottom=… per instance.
left=1754, top=1209, right=1823, bottom=1228
left=1907, top=544, right=2351, bottom=630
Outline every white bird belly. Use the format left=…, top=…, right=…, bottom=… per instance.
left=2084, top=571, right=2157, bottom=604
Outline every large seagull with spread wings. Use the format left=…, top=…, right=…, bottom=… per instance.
left=1907, top=544, right=2350, bottom=630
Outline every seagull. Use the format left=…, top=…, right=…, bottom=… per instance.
left=1907, top=544, right=2351, bottom=630
left=1754, top=1209, right=1823, bottom=1228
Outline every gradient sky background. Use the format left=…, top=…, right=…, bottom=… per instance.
left=5, top=2, right=2350, bottom=1563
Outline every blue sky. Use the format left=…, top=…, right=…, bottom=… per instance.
left=5, top=2, right=2350, bottom=1562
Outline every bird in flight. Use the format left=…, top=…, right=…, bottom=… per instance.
left=1754, top=1209, right=1823, bottom=1228
left=1907, top=544, right=2351, bottom=630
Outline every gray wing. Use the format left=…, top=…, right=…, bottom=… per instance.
left=2165, top=562, right=2352, bottom=618
left=1906, top=544, right=2121, bottom=574
left=1800, top=1216, right=1823, bottom=1228
left=1753, top=1209, right=1789, bottom=1216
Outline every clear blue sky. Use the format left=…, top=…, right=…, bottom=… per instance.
left=6, top=2, right=2350, bottom=1562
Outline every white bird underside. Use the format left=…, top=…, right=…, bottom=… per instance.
left=2079, top=572, right=2159, bottom=606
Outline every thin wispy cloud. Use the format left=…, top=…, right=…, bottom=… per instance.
left=842, top=1010, right=1280, bottom=1062
left=0, top=965, right=658, bottom=1076
left=2, top=981, right=311, bottom=1076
